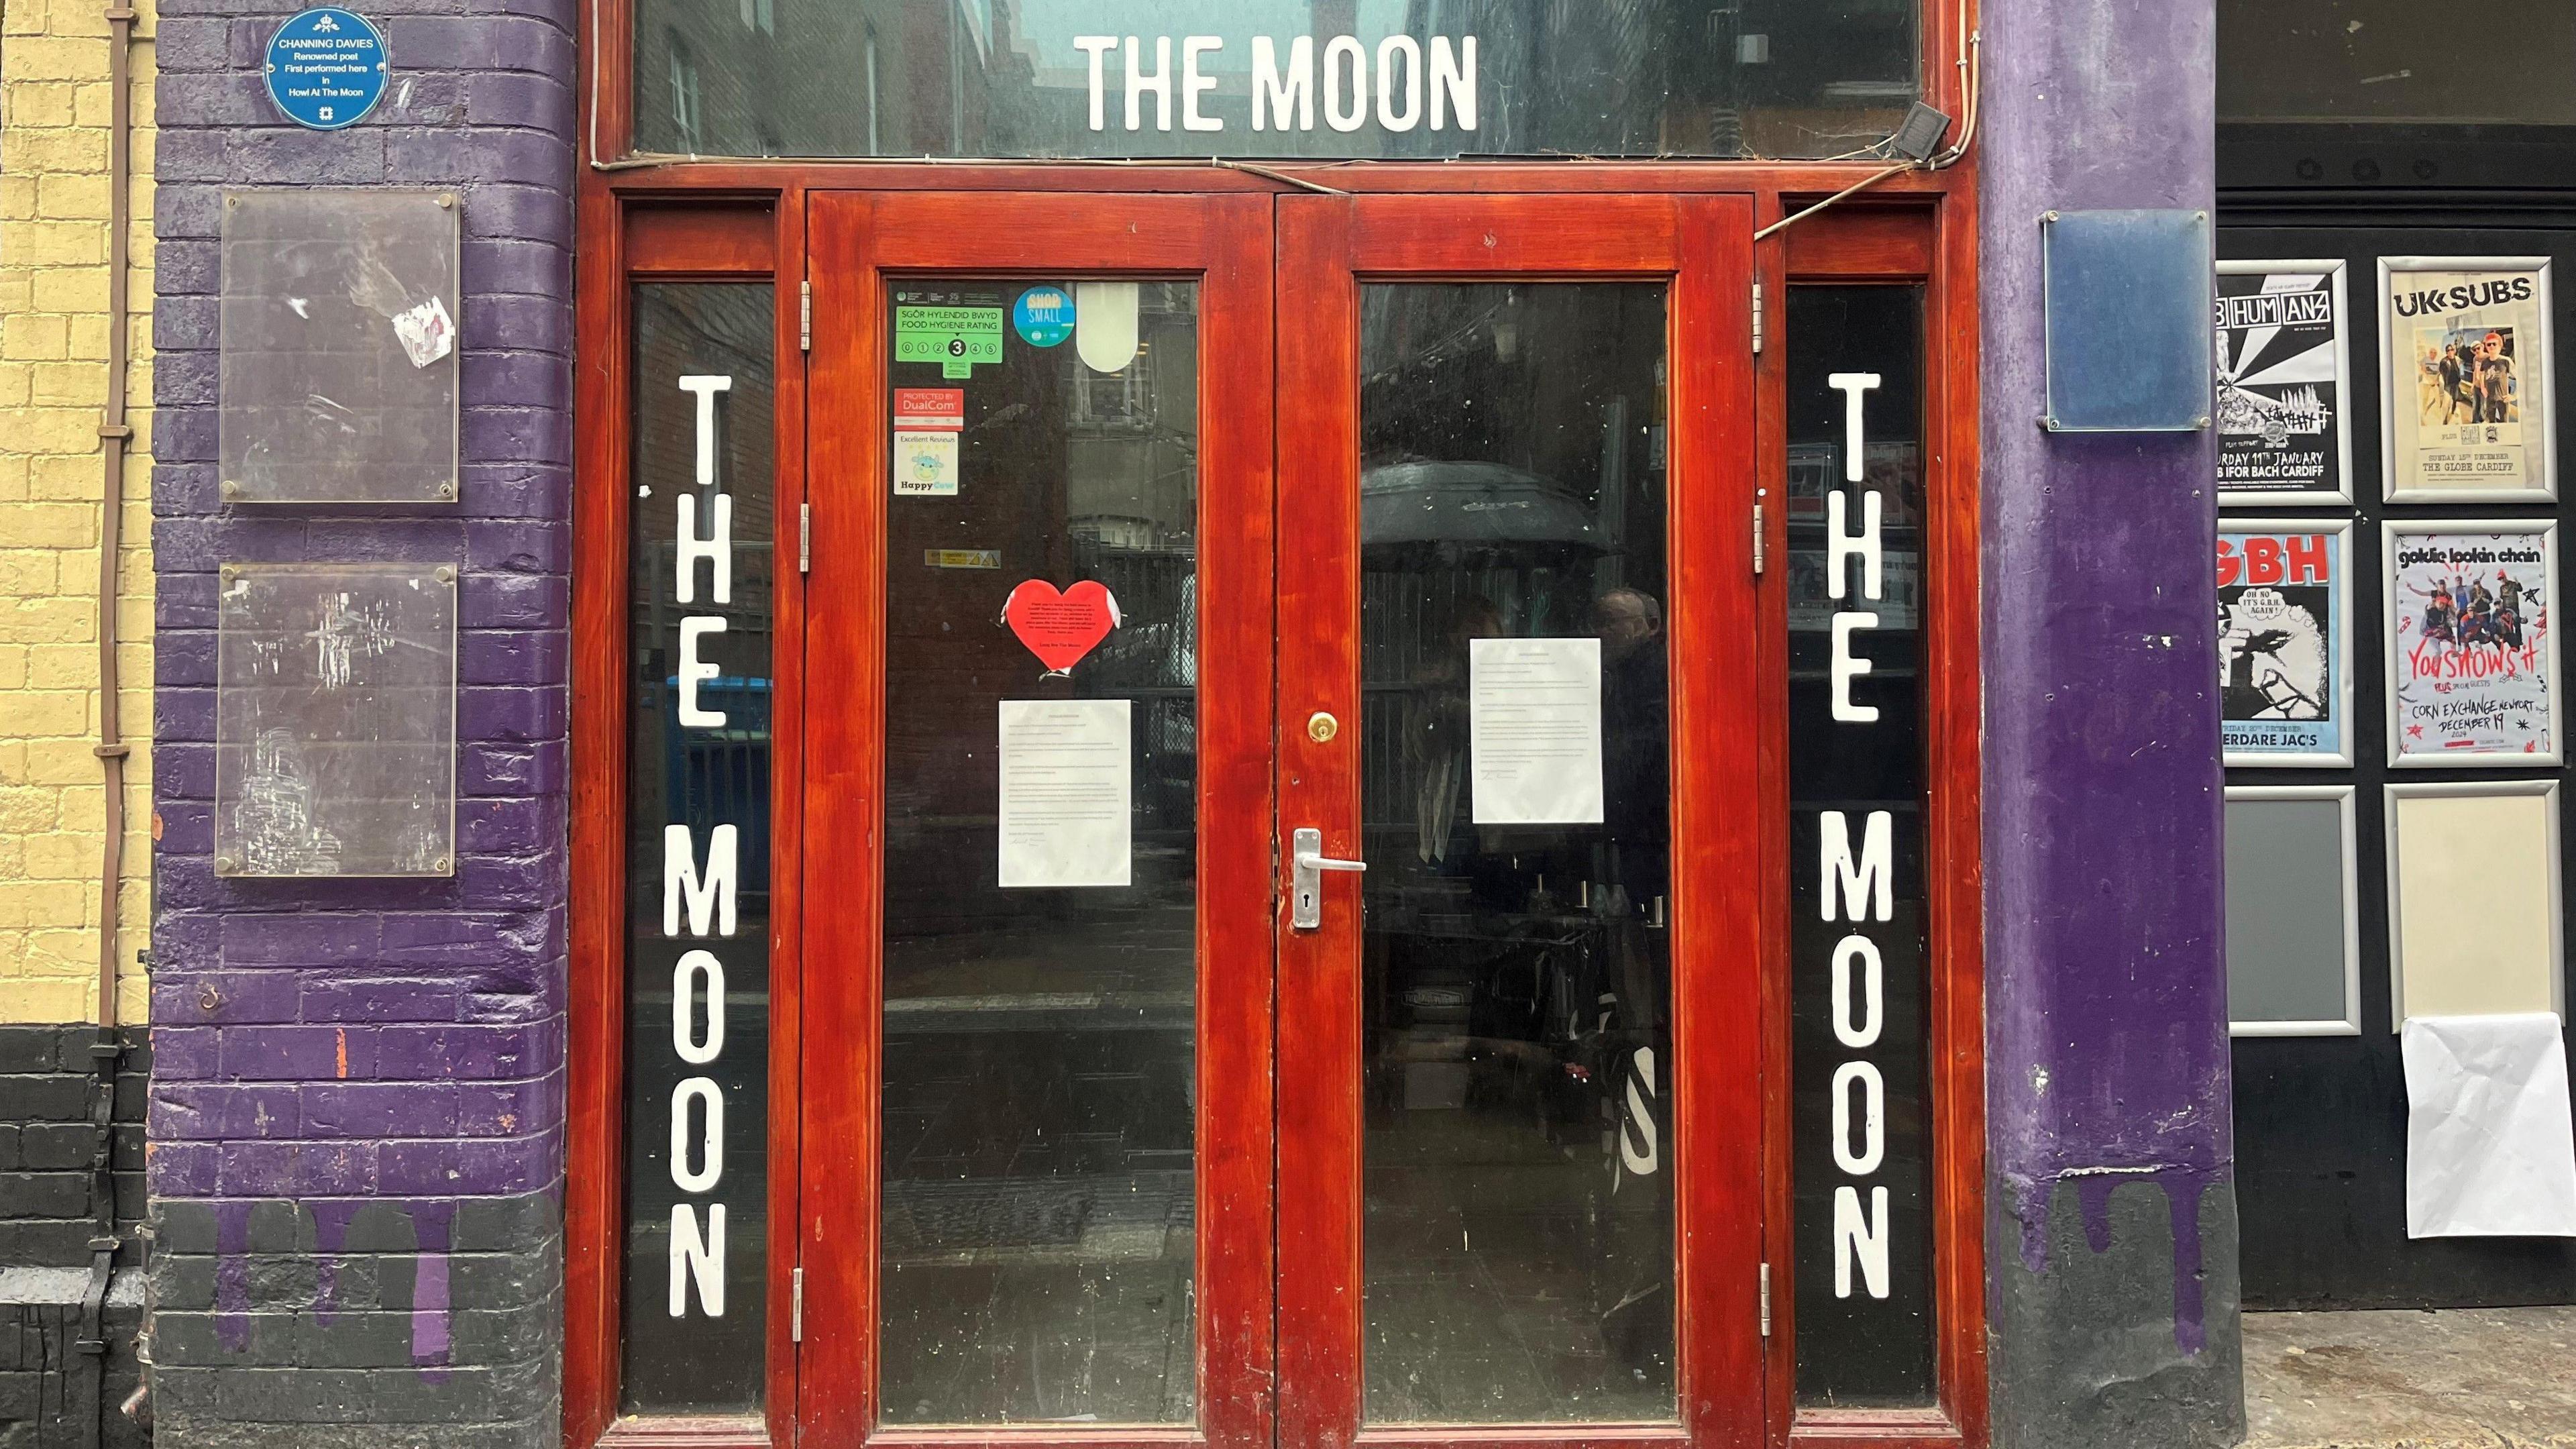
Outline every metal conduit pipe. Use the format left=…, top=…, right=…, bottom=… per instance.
left=96, top=7, right=135, bottom=1021
left=80, top=5, right=142, bottom=1446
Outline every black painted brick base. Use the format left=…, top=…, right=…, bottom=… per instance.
left=0, top=1026, right=149, bottom=1449
left=1988, top=1176, right=2247, bottom=1449
left=0, top=1028, right=148, bottom=1274
left=147, top=1192, right=561, bottom=1449
left=0, top=1271, right=148, bottom=1449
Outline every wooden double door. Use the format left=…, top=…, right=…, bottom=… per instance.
left=800, top=190, right=1764, bottom=1449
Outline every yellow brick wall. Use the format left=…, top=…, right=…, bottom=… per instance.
left=1, top=0, right=155, bottom=1024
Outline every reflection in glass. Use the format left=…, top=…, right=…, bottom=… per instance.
left=622, top=285, right=777, bottom=1414
left=879, top=282, right=1200, bottom=1426
left=1784, top=286, right=1933, bottom=1406
left=1358, top=284, right=1675, bottom=1424
left=631, top=1, right=1919, bottom=161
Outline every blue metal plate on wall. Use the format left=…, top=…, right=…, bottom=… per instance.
left=264, top=7, right=390, bottom=131
left=2041, top=209, right=2214, bottom=433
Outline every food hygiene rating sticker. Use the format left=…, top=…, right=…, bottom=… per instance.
left=895, top=292, right=1005, bottom=378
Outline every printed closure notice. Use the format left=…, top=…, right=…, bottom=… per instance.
left=997, top=699, right=1132, bottom=888
left=1467, top=637, right=1603, bottom=825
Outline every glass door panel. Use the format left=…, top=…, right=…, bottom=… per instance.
left=877, top=279, right=1203, bottom=1426
left=1356, top=281, right=1678, bottom=1424
left=802, top=189, right=1760, bottom=1449
left=802, top=193, right=1275, bottom=1449
left=1274, top=193, right=1764, bottom=1449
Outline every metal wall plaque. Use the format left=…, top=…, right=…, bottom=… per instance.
left=215, top=563, right=458, bottom=877
left=219, top=189, right=460, bottom=502
left=2041, top=209, right=2214, bottom=433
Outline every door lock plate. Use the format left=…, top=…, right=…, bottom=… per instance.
left=1290, top=826, right=1366, bottom=930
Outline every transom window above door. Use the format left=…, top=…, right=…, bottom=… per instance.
left=625, top=0, right=1933, bottom=162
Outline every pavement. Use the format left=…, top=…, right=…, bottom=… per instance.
left=2243, top=1305, right=2576, bottom=1448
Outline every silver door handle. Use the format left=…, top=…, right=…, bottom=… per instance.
left=1290, top=826, right=1366, bottom=930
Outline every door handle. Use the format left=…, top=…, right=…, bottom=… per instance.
left=1290, top=826, right=1366, bottom=930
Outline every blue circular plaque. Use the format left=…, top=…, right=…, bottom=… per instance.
left=264, top=8, right=390, bottom=131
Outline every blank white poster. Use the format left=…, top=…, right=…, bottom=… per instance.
left=2404, top=1013, right=2576, bottom=1238
left=2390, top=786, right=2561, bottom=1024
left=997, top=699, right=1131, bottom=889
left=1468, top=637, right=1603, bottom=826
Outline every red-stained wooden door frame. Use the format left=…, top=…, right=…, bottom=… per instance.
left=1272, top=193, right=1766, bottom=1449
left=800, top=191, right=1281, bottom=1449
left=566, top=178, right=1988, bottom=1449
left=566, top=195, right=809, bottom=1449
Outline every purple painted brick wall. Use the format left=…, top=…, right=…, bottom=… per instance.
left=150, top=0, right=576, bottom=1440
left=1978, top=0, right=2243, bottom=1444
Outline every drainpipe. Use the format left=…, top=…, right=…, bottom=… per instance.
left=78, top=4, right=140, bottom=1444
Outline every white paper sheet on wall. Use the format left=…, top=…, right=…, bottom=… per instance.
left=1468, top=637, right=1604, bottom=826
left=2402, top=1012, right=2576, bottom=1238
left=996, top=699, right=1131, bottom=889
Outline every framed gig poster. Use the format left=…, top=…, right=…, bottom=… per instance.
left=2379, top=258, right=2557, bottom=502
left=2219, top=521, right=2352, bottom=767
left=2216, top=261, right=2351, bottom=504
left=2385, top=522, right=2560, bottom=767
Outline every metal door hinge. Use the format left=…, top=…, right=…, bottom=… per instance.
left=1752, top=492, right=1767, bottom=576
left=800, top=280, right=812, bottom=352
left=798, top=502, right=811, bottom=574
left=792, top=1267, right=804, bottom=1342
left=1751, top=281, right=1764, bottom=354
left=1759, top=1262, right=1772, bottom=1337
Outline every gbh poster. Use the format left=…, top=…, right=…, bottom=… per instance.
left=2386, top=524, right=2559, bottom=766
left=2219, top=522, right=2349, bottom=766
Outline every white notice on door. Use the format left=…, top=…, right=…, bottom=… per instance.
left=998, top=698, right=1132, bottom=888
left=1468, top=637, right=1604, bottom=826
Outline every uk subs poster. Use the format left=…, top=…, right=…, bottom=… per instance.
left=2216, top=262, right=2350, bottom=503
left=2386, top=525, right=2559, bottom=765
left=2219, top=523, right=2349, bottom=765
left=2380, top=259, right=2557, bottom=500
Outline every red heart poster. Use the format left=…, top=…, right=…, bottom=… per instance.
left=1003, top=580, right=1121, bottom=674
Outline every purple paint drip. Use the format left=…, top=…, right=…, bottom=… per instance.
left=2167, top=1174, right=2210, bottom=1355
left=2013, top=1177, right=2050, bottom=1275
left=213, top=1200, right=254, bottom=1352
left=2076, top=1177, right=2121, bottom=1254
left=409, top=1199, right=458, bottom=1374
left=310, top=1199, right=363, bottom=1326
left=2021, top=1168, right=2220, bottom=1355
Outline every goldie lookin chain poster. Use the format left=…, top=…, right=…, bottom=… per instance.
left=2386, top=526, right=2559, bottom=765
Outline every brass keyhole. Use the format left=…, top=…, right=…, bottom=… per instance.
left=1307, top=711, right=1339, bottom=743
